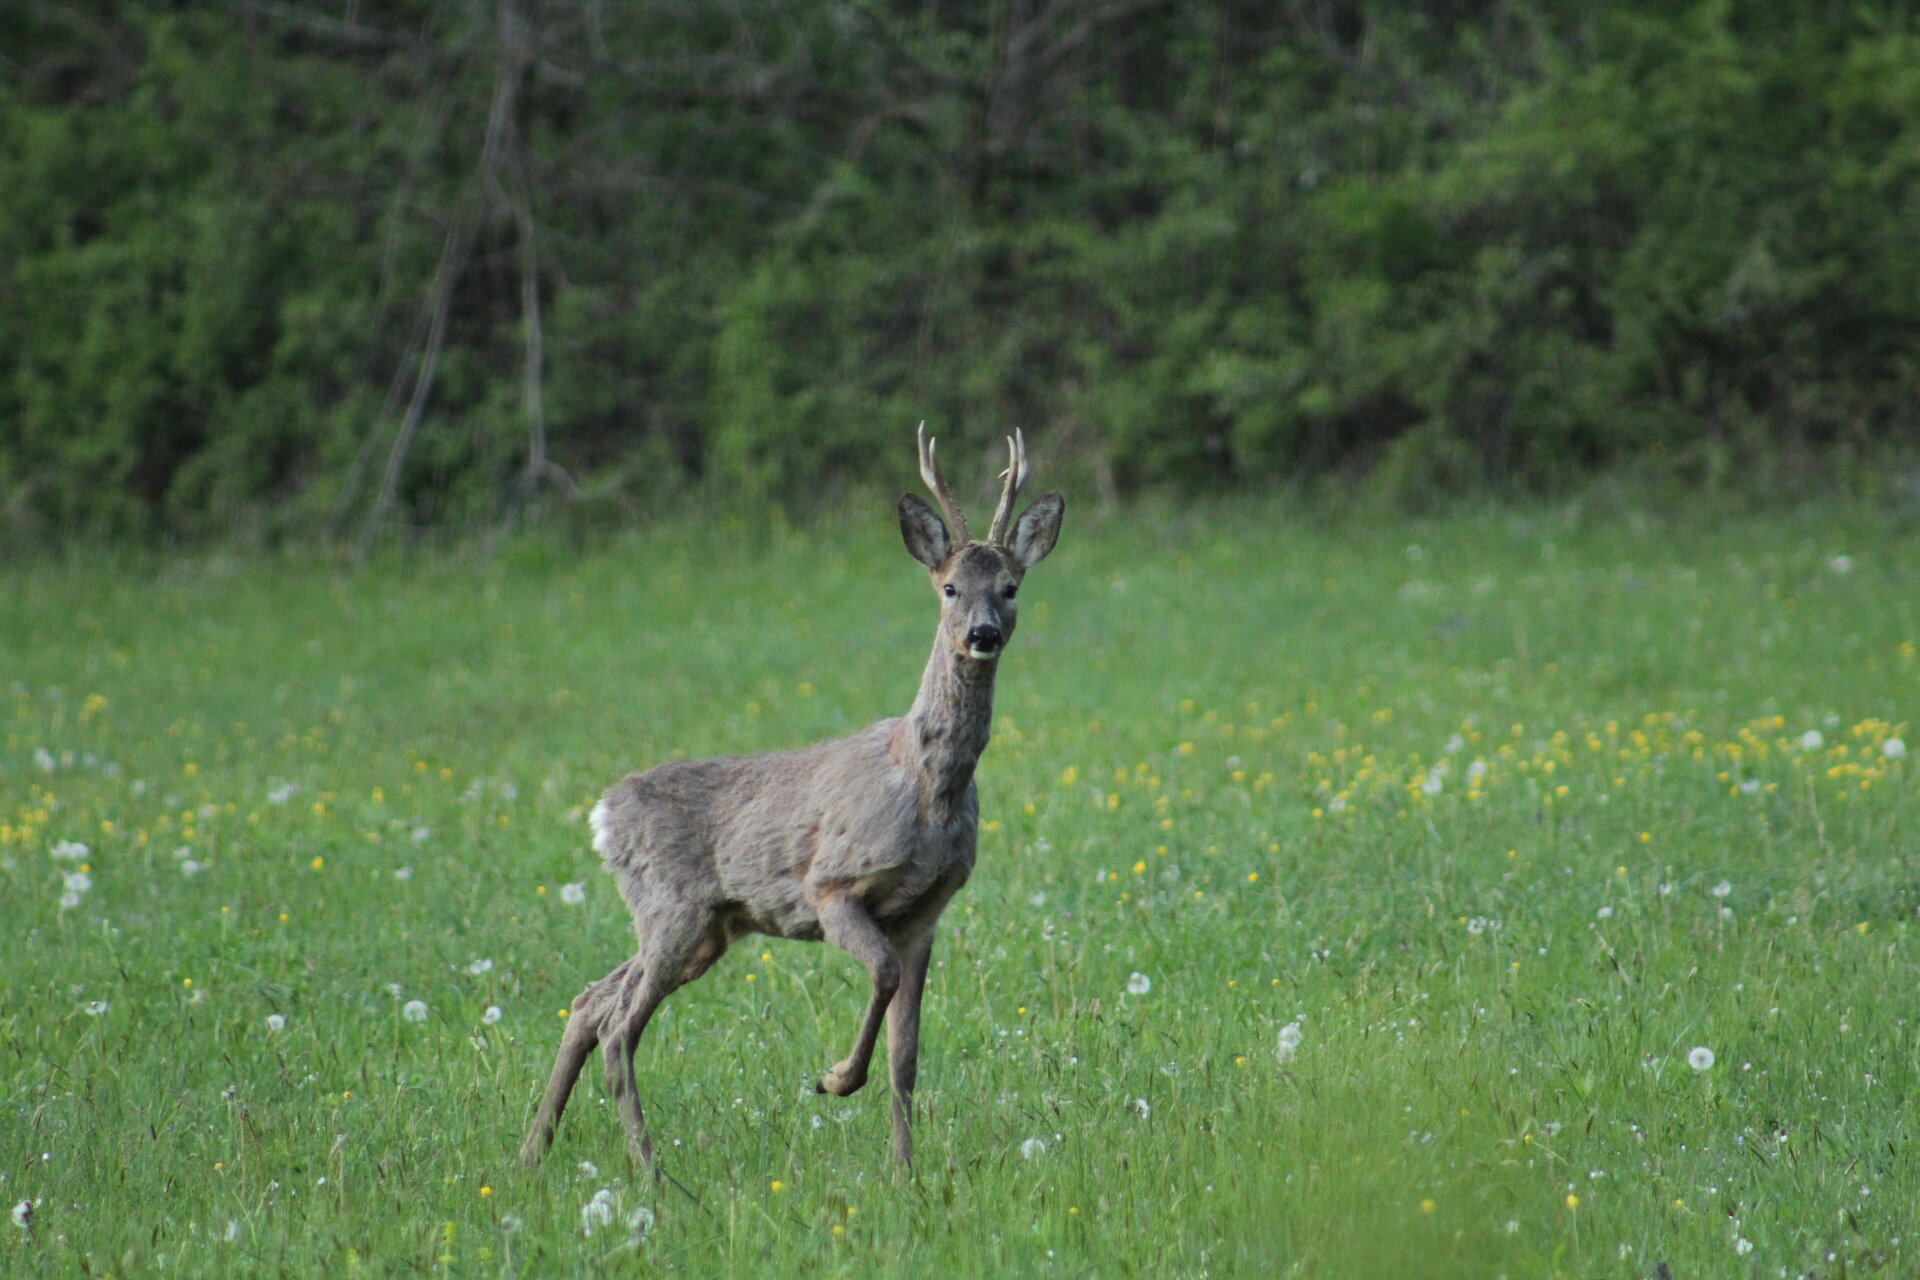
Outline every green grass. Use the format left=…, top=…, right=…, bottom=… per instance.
left=4, top=499, right=1920, bottom=1277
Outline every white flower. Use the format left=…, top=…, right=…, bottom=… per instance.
left=267, top=783, right=297, bottom=805
left=181, top=860, right=206, bottom=877
left=84, top=1001, right=108, bottom=1016
left=266, top=1014, right=286, bottom=1033
left=625, top=1204, right=656, bottom=1240
left=579, top=1160, right=599, bottom=1178
left=1710, top=880, right=1732, bottom=898
left=1596, top=906, right=1613, bottom=919
left=1466, top=760, right=1489, bottom=783
left=1019, top=1138, right=1048, bottom=1160
left=1828, top=554, right=1854, bottom=574
left=560, top=883, right=587, bottom=905
left=482, top=1006, right=503, bottom=1025
left=11, top=1200, right=31, bottom=1230
left=1884, top=738, right=1907, bottom=760
left=1799, top=730, right=1824, bottom=751
left=58, top=891, right=82, bottom=910
left=402, top=1000, right=428, bottom=1023
left=1277, top=1022, right=1304, bottom=1062
left=222, top=1219, right=240, bottom=1243
left=51, top=840, right=88, bottom=861
left=1131, top=1097, right=1150, bottom=1119
left=1738, top=778, right=1761, bottom=794
left=64, top=871, right=92, bottom=895
left=410, top=826, right=431, bottom=843
left=394, top=866, right=413, bottom=881
left=33, top=747, right=56, bottom=772
left=1734, top=1237, right=1753, bottom=1255
left=1126, top=972, right=1152, bottom=996
left=466, top=958, right=494, bottom=975
left=581, top=1189, right=615, bottom=1235
left=1688, top=1046, right=1715, bottom=1071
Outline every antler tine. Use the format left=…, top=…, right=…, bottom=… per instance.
left=916, top=421, right=971, bottom=544
left=986, top=428, right=1028, bottom=545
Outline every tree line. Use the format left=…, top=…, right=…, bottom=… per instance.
left=3, top=1, right=1917, bottom=544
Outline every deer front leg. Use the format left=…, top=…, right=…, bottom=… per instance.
left=885, top=932, right=935, bottom=1168
left=815, top=893, right=900, bottom=1097
left=518, top=959, right=635, bottom=1166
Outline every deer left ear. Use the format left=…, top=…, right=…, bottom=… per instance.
left=1007, top=491, right=1064, bottom=570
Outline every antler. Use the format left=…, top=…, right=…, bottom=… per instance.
left=985, top=428, right=1028, bottom=546
left=917, top=422, right=972, bottom=544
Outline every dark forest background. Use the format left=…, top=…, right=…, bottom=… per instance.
left=4, top=1, right=1919, bottom=545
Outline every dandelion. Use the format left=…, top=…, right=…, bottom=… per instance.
left=1710, top=880, right=1732, bottom=898
left=84, top=1001, right=108, bottom=1016
left=1800, top=730, right=1825, bottom=750
left=769, top=1180, right=786, bottom=1193
left=1734, top=1237, right=1753, bottom=1255
left=1596, top=906, right=1613, bottom=919
left=33, top=747, right=56, bottom=772
left=1828, top=554, right=1854, bottom=574
left=625, top=1204, right=655, bottom=1240
left=559, top=883, right=587, bottom=905
left=1126, top=972, right=1152, bottom=996
left=10, top=1200, right=31, bottom=1232
left=466, top=958, right=494, bottom=976
left=1132, top=1098, right=1150, bottom=1119
left=181, top=860, right=205, bottom=877
left=51, top=840, right=88, bottom=861
left=64, top=871, right=93, bottom=895
left=581, top=1189, right=615, bottom=1235
left=59, top=891, right=83, bottom=910
left=1688, top=1046, right=1715, bottom=1071
left=1277, top=1022, right=1304, bottom=1062
left=402, top=1000, right=428, bottom=1023
left=265, top=1014, right=285, bottom=1033
left=394, top=866, right=413, bottom=881
left=267, top=783, right=296, bottom=805
left=483, top=1006, right=503, bottom=1025
left=1884, top=738, right=1907, bottom=760
left=579, top=1159, right=599, bottom=1178
left=1019, top=1138, right=1048, bottom=1159
left=411, top=826, right=431, bottom=843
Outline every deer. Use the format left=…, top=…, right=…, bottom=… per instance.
left=519, top=425, right=1064, bottom=1171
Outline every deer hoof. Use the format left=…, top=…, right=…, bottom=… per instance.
left=816, top=1065, right=866, bottom=1097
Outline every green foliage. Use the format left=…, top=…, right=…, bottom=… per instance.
left=3, top=2, right=1919, bottom=543
left=5, top=503, right=1920, bottom=1274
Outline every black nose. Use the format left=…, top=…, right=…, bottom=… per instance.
left=965, top=624, right=1003, bottom=652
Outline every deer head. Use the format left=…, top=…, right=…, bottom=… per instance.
left=899, top=425, right=1065, bottom=662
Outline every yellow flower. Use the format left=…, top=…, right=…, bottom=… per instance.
left=310, top=856, right=324, bottom=870
left=1420, top=1198, right=1436, bottom=1214
left=1565, top=1193, right=1579, bottom=1210
left=1132, top=860, right=1146, bottom=874
left=770, top=1180, right=786, bottom=1193
left=479, top=1186, right=492, bottom=1197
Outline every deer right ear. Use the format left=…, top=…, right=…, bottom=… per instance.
left=899, top=493, right=951, bottom=569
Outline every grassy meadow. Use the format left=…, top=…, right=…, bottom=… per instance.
left=4, top=499, right=1919, bottom=1276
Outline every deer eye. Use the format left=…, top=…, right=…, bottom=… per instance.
left=942, top=583, right=957, bottom=598
left=1003, top=584, right=1018, bottom=599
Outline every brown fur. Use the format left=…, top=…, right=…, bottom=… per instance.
left=518, top=433, right=1064, bottom=1170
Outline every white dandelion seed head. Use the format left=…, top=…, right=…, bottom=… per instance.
left=11, top=1200, right=31, bottom=1230
left=1828, top=555, right=1854, bottom=575
left=34, top=747, right=57, bottom=773
left=1131, top=1097, right=1150, bottom=1119
left=1596, top=906, right=1613, bottom=919
left=411, top=826, right=431, bottom=843
left=1126, top=972, right=1152, bottom=996
left=560, top=883, right=587, bottom=905
left=1688, top=1046, right=1715, bottom=1071
left=64, top=871, right=93, bottom=894
left=1800, top=730, right=1825, bottom=751
left=1019, top=1137, right=1048, bottom=1160
left=59, top=891, right=82, bottom=910
left=402, top=1000, right=428, bottom=1023
left=625, top=1204, right=656, bottom=1240
left=581, top=1189, right=615, bottom=1235
left=267, top=783, right=297, bottom=805
left=1884, top=738, right=1907, bottom=760
left=393, top=866, right=413, bottom=881
left=1276, top=1022, right=1303, bottom=1062
left=51, top=840, right=89, bottom=861
left=266, top=1014, right=286, bottom=1033
left=1467, top=759, right=1489, bottom=782
left=181, top=860, right=205, bottom=877
left=578, top=1160, right=599, bottom=1179
left=482, top=1006, right=503, bottom=1025
left=466, top=958, right=494, bottom=976
left=84, top=1001, right=108, bottom=1016
left=1710, top=879, right=1732, bottom=898
left=1734, top=1237, right=1753, bottom=1255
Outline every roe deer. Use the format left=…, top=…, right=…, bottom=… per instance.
left=519, top=426, right=1064, bottom=1169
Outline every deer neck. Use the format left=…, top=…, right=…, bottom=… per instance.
left=902, top=632, right=997, bottom=825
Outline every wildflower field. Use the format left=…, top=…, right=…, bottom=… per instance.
left=4, top=501, right=1919, bottom=1277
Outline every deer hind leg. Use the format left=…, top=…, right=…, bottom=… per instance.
left=603, top=910, right=729, bottom=1168
left=815, top=893, right=901, bottom=1098
left=518, top=958, right=638, bottom=1166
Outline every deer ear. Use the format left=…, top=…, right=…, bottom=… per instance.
left=1007, top=491, right=1063, bottom=570
left=899, top=492, right=951, bottom=569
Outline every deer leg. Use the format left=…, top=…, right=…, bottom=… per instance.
left=518, top=958, right=637, bottom=1166
left=885, top=932, right=935, bottom=1168
left=603, top=916, right=727, bottom=1168
left=815, top=894, right=901, bottom=1098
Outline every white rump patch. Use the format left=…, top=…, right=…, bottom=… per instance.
left=588, top=799, right=612, bottom=856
